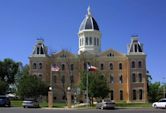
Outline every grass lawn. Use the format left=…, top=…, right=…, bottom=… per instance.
left=11, top=100, right=66, bottom=108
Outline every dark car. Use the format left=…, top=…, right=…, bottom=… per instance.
left=22, top=98, right=40, bottom=108
left=96, top=99, right=115, bottom=109
left=0, top=95, right=11, bottom=107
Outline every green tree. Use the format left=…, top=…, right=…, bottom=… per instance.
left=17, top=75, right=48, bottom=99
left=0, top=81, right=8, bottom=95
left=0, top=58, right=19, bottom=84
left=148, top=82, right=163, bottom=102
left=80, top=71, right=110, bottom=105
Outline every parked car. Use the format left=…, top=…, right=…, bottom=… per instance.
left=0, top=95, right=11, bottom=107
left=152, top=98, right=166, bottom=109
left=22, top=98, right=40, bottom=108
left=96, top=99, right=115, bottom=109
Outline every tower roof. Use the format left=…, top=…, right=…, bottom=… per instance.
left=79, top=6, right=99, bottom=31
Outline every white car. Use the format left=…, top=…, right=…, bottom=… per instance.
left=22, top=99, right=40, bottom=108
left=152, top=98, right=166, bottom=109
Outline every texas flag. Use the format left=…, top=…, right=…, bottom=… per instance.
left=51, top=64, right=60, bottom=72
left=87, top=64, right=97, bottom=71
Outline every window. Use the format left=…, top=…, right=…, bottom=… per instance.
left=37, top=47, right=39, bottom=54
left=70, top=64, right=74, bottom=71
left=80, top=39, right=81, bottom=46
left=135, top=44, right=138, bottom=52
left=70, top=75, right=74, bottom=83
left=110, top=63, right=113, bottom=70
left=89, top=37, right=92, bottom=45
left=119, top=75, right=123, bottom=83
left=84, top=63, right=87, bottom=70
left=97, top=38, right=99, bottom=46
left=110, top=75, right=114, bottom=83
left=61, top=75, right=65, bottom=84
left=40, top=47, right=44, bottom=54
left=120, top=90, right=123, bottom=100
left=138, top=73, right=142, bottom=82
left=53, top=75, right=56, bottom=83
left=86, top=37, right=88, bottom=45
left=39, top=63, right=42, bottom=69
left=139, top=89, right=143, bottom=100
left=94, top=37, right=96, bottom=45
left=119, top=63, right=122, bottom=70
left=138, top=61, right=142, bottom=68
left=100, top=63, right=104, bottom=70
left=131, top=61, right=135, bottom=68
left=62, top=64, right=65, bottom=71
left=39, top=74, right=42, bottom=79
left=132, top=73, right=136, bottom=82
left=133, top=90, right=137, bottom=100
left=33, top=63, right=37, bottom=69
left=110, top=90, right=114, bottom=100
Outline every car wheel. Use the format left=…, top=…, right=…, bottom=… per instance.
left=154, top=104, right=158, bottom=109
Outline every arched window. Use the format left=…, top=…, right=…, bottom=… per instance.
left=97, top=38, right=99, bottom=46
left=40, top=47, right=44, bottom=54
left=37, top=47, right=39, bottom=54
left=85, top=37, right=88, bottom=45
left=70, top=64, right=74, bottom=71
left=39, top=74, right=42, bottom=79
left=131, top=61, right=135, bottom=68
left=120, top=90, right=123, bottom=100
left=110, top=74, right=114, bottom=83
left=89, top=37, right=92, bottom=45
left=132, top=73, right=136, bottom=82
left=39, top=63, right=42, bottom=69
left=110, top=63, right=113, bottom=70
left=138, top=73, right=142, bottom=82
left=100, top=63, right=104, bottom=70
left=53, top=75, right=56, bottom=83
left=61, top=64, right=65, bottom=71
left=119, top=75, right=123, bottom=83
left=139, top=89, right=143, bottom=100
left=33, top=63, right=37, bottom=69
left=138, top=61, right=142, bottom=68
left=110, top=90, right=114, bottom=100
left=119, top=63, right=122, bottom=70
left=61, top=75, right=65, bottom=84
left=133, top=89, right=136, bottom=100
left=70, top=75, right=74, bottom=83
left=94, top=37, right=96, bottom=45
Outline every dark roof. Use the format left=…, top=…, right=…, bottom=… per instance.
left=79, top=15, right=99, bottom=31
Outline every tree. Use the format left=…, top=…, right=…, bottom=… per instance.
left=80, top=71, right=110, bottom=105
left=0, top=81, right=8, bottom=95
left=148, top=82, right=163, bottom=102
left=17, top=75, right=48, bottom=99
left=0, top=58, right=19, bottom=84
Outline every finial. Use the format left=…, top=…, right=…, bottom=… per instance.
left=87, top=6, right=91, bottom=15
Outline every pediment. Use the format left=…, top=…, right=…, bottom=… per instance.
left=52, top=50, right=76, bottom=58
left=100, top=48, right=125, bottom=57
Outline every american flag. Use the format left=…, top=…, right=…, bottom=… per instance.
left=51, top=64, right=60, bottom=72
left=87, top=64, right=97, bottom=71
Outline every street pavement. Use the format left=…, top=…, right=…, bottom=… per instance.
left=0, top=107, right=165, bottom=113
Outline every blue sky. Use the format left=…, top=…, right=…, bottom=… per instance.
left=0, top=0, right=165, bottom=82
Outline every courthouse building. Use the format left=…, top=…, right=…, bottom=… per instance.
left=29, top=7, right=148, bottom=103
